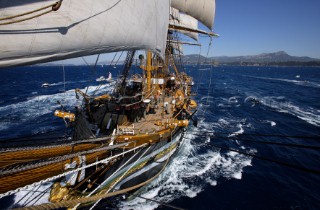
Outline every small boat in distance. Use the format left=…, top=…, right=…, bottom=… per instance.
left=96, top=76, right=106, bottom=82
left=41, top=83, right=50, bottom=88
left=106, top=72, right=113, bottom=82
left=96, top=72, right=113, bottom=82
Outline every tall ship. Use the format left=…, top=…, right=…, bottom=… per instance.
left=0, top=0, right=217, bottom=209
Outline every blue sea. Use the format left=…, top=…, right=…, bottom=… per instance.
left=0, top=65, right=319, bottom=209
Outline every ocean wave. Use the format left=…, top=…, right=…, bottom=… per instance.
left=48, top=80, right=90, bottom=87
left=229, top=123, right=245, bottom=137
left=0, top=84, right=112, bottom=132
left=248, top=76, right=320, bottom=89
left=259, top=96, right=320, bottom=127
left=262, top=120, right=277, bottom=127
left=228, top=96, right=240, bottom=104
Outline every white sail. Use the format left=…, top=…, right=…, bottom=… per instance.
left=170, top=13, right=198, bottom=41
left=170, top=42, right=183, bottom=55
left=170, top=7, right=180, bottom=22
left=0, top=0, right=169, bottom=67
left=171, top=0, right=216, bottom=30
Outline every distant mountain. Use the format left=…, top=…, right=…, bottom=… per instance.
left=182, top=51, right=320, bottom=66
left=40, top=51, right=319, bottom=66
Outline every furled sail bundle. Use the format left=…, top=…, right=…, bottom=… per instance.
left=0, top=0, right=169, bottom=67
left=169, top=12, right=199, bottom=41
left=171, top=0, right=216, bottom=30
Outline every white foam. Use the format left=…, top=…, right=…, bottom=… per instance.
left=248, top=76, right=320, bottom=89
left=120, top=120, right=253, bottom=209
left=205, top=178, right=217, bottom=186
left=229, top=124, right=244, bottom=137
left=228, top=96, right=239, bottom=104
left=49, top=80, right=89, bottom=87
left=12, top=183, right=52, bottom=208
left=262, top=120, right=277, bottom=127
left=259, top=96, right=320, bottom=127
left=0, top=84, right=113, bottom=132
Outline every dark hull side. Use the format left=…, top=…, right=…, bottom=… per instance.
left=78, top=127, right=186, bottom=209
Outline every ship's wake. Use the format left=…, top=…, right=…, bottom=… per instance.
left=119, top=120, right=253, bottom=210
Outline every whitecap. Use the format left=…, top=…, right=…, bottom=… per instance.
left=228, top=96, right=239, bottom=104
left=262, top=120, right=277, bottom=127
left=229, top=124, right=244, bottom=137
left=248, top=76, right=320, bottom=88
left=259, top=97, right=320, bottom=127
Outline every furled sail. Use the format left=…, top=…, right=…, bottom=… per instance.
left=170, top=13, right=199, bottom=41
left=0, top=0, right=169, bottom=67
left=170, top=7, right=180, bottom=22
left=170, top=0, right=216, bottom=30
left=170, top=42, right=183, bottom=55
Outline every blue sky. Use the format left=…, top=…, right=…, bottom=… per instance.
left=58, top=0, right=320, bottom=65
left=200, top=0, right=320, bottom=58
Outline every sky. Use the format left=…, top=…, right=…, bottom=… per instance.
left=203, top=0, right=320, bottom=58
left=57, top=0, right=320, bottom=65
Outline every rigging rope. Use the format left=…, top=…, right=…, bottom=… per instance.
left=0, top=144, right=147, bottom=199
left=0, top=1, right=63, bottom=25
left=15, top=131, right=181, bottom=210
left=88, top=146, right=151, bottom=209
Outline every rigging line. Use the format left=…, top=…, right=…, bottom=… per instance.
left=109, top=52, right=118, bottom=67
left=88, top=146, right=152, bottom=210
left=62, top=65, right=66, bottom=97
left=91, top=55, right=101, bottom=95
left=115, top=51, right=124, bottom=66
left=210, top=143, right=320, bottom=175
left=20, top=136, right=178, bottom=209
left=15, top=184, right=41, bottom=206
left=93, top=54, right=100, bottom=70
left=24, top=184, right=52, bottom=207
left=206, top=36, right=213, bottom=57
left=0, top=144, right=148, bottom=199
left=194, top=45, right=202, bottom=94
left=71, top=147, right=145, bottom=210
left=0, top=1, right=63, bottom=25
left=81, top=56, right=99, bottom=95
left=135, top=194, right=187, bottom=210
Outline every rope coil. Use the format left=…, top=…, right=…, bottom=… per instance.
left=0, top=0, right=63, bottom=26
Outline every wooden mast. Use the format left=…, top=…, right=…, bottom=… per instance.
left=146, top=51, right=152, bottom=92
left=141, top=50, right=157, bottom=92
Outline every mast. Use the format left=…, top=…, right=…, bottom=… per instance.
left=140, top=50, right=156, bottom=93
left=146, top=51, right=152, bottom=92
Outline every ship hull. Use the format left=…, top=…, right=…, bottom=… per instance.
left=52, top=127, right=187, bottom=208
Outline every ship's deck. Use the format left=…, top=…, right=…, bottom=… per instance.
left=120, top=93, right=178, bottom=134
